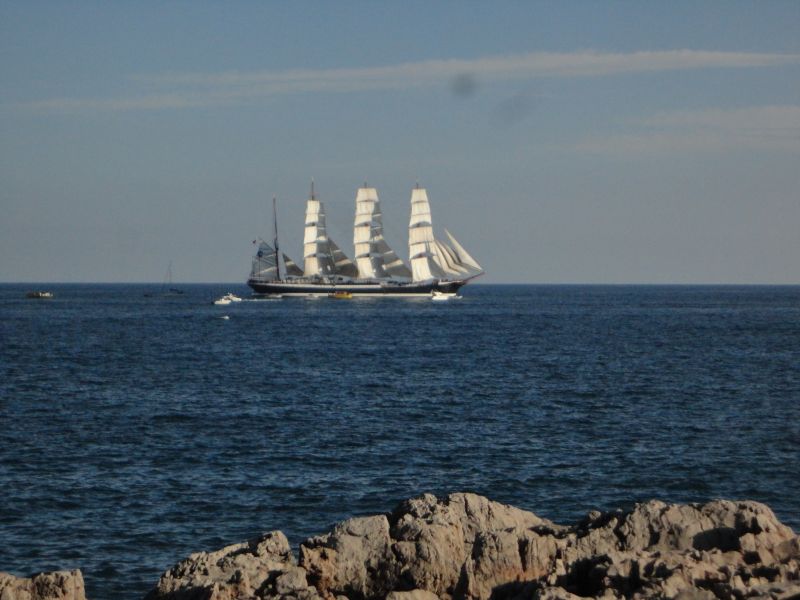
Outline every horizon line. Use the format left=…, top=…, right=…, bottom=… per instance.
left=2, top=281, right=799, bottom=287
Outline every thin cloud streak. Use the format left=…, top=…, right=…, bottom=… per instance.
left=577, top=105, right=800, bottom=154
left=138, top=50, right=800, bottom=86
left=16, top=50, right=800, bottom=113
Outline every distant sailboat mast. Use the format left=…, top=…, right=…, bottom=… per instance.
left=160, top=261, right=184, bottom=294
left=163, top=261, right=173, bottom=290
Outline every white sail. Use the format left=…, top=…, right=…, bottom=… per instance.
left=353, top=186, right=411, bottom=279
left=409, top=186, right=446, bottom=281
left=408, top=187, right=482, bottom=282
left=303, top=189, right=332, bottom=276
left=445, top=229, right=483, bottom=276
left=353, top=186, right=385, bottom=279
left=433, top=239, right=469, bottom=276
left=302, top=184, right=356, bottom=278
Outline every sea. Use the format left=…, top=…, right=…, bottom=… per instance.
left=1, top=283, right=799, bottom=599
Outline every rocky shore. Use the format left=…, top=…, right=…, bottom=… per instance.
left=3, top=494, right=799, bottom=600
left=0, top=570, right=85, bottom=600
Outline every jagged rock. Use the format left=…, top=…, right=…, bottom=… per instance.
left=0, top=570, right=85, bottom=600
left=146, top=495, right=800, bottom=600
left=144, top=530, right=318, bottom=600
left=300, top=515, right=395, bottom=600
left=395, top=493, right=559, bottom=600
left=298, top=492, right=561, bottom=600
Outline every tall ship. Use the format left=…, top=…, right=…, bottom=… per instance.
left=247, top=183, right=483, bottom=297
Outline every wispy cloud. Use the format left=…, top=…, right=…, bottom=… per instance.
left=16, top=50, right=800, bottom=113
left=25, top=94, right=211, bottom=112
left=577, top=105, right=800, bottom=154
left=138, top=50, right=800, bottom=86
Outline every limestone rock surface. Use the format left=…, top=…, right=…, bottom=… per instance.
left=0, top=570, right=85, bottom=600
left=145, top=494, right=800, bottom=600
left=144, top=530, right=318, bottom=600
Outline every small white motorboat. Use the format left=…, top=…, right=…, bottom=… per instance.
left=431, top=291, right=457, bottom=301
left=214, top=293, right=242, bottom=305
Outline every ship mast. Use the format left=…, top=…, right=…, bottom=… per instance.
left=272, top=196, right=281, bottom=281
left=313, top=179, right=336, bottom=277
left=408, top=184, right=483, bottom=282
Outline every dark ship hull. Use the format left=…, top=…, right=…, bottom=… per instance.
left=247, top=277, right=466, bottom=297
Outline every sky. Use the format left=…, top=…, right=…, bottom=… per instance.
left=1, top=1, right=799, bottom=284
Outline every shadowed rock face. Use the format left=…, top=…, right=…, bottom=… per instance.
left=146, top=493, right=800, bottom=600
left=0, top=570, right=85, bottom=600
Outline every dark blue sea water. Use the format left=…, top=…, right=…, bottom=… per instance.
left=1, top=284, right=799, bottom=599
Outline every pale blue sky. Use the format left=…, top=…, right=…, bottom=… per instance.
left=1, top=2, right=799, bottom=283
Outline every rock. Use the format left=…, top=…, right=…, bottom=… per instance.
left=300, top=515, right=395, bottom=600
left=144, top=530, right=317, bottom=600
left=146, top=494, right=800, bottom=600
left=530, top=587, right=585, bottom=600
left=458, top=528, right=561, bottom=600
left=274, top=567, right=311, bottom=596
left=385, top=591, right=440, bottom=600
left=0, top=570, right=85, bottom=600
left=409, top=492, right=554, bottom=595
left=298, top=492, right=559, bottom=600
